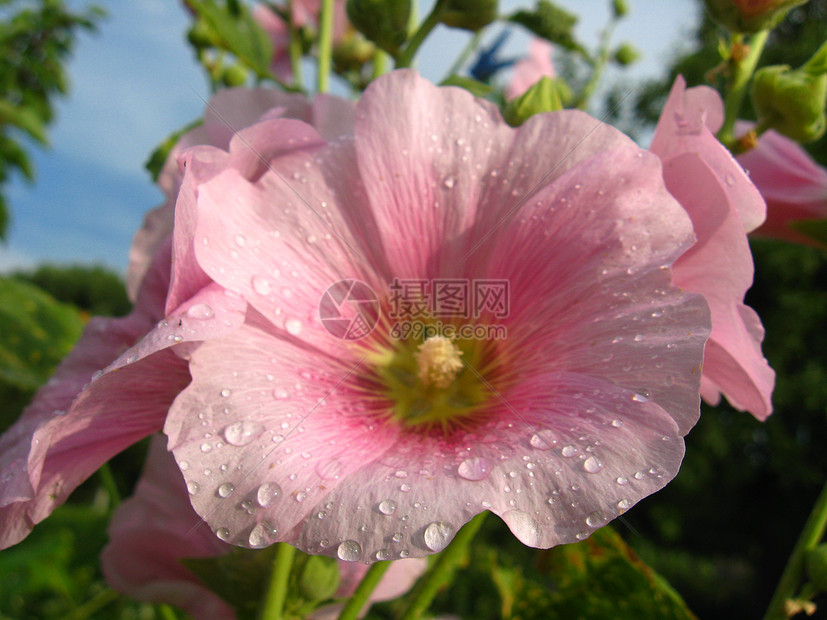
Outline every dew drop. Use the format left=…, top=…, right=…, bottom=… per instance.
left=616, top=475, right=629, bottom=485
left=632, top=390, right=650, bottom=403
left=502, top=510, right=541, bottom=546
left=252, top=276, right=272, bottom=296
left=295, top=491, right=307, bottom=502
left=249, top=523, right=276, bottom=548
left=457, top=457, right=490, bottom=481
left=274, top=387, right=289, bottom=399
left=376, top=549, right=391, bottom=560
left=187, top=480, right=199, bottom=495
left=443, top=175, right=456, bottom=188
left=378, top=499, right=397, bottom=515
left=234, top=234, right=246, bottom=247
left=187, top=303, right=214, bottom=319
left=611, top=419, right=623, bottom=428
left=583, top=456, right=603, bottom=474
left=200, top=443, right=212, bottom=453
left=220, top=388, right=232, bottom=398
left=285, top=318, right=302, bottom=335
left=224, top=421, right=264, bottom=446
left=561, top=444, right=578, bottom=457
left=617, top=498, right=632, bottom=512
left=586, top=511, right=606, bottom=528
left=424, top=522, right=454, bottom=552
left=217, top=483, right=235, bottom=498
left=529, top=430, right=556, bottom=450
left=216, top=527, right=231, bottom=541
left=337, top=540, right=362, bottom=561
left=256, top=482, right=282, bottom=507
left=400, top=483, right=411, bottom=493
left=392, top=532, right=403, bottom=543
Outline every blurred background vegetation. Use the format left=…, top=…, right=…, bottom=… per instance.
left=0, top=0, right=826, bottom=618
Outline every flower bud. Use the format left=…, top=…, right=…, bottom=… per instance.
left=751, top=63, right=827, bottom=142
left=703, top=0, right=810, bottom=34
left=503, top=76, right=571, bottom=126
left=613, top=42, right=640, bottom=66
left=440, top=0, right=498, bottom=32
left=612, top=0, right=630, bottom=18
left=221, top=64, right=249, bottom=87
left=298, top=555, right=340, bottom=602
left=334, top=32, right=377, bottom=73
left=346, top=0, right=411, bottom=54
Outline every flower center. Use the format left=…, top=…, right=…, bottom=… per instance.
left=368, top=331, right=497, bottom=432
left=415, top=336, right=464, bottom=388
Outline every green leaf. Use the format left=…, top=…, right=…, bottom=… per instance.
left=187, top=0, right=274, bottom=78
left=346, top=0, right=411, bottom=55
left=508, top=0, right=587, bottom=55
left=440, top=74, right=496, bottom=98
left=144, top=119, right=204, bottom=182
left=503, top=76, right=571, bottom=126
left=789, top=218, right=827, bottom=248
left=508, top=527, right=698, bottom=619
left=440, top=0, right=498, bottom=32
left=805, top=543, right=827, bottom=591
left=0, top=99, right=49, bottom=144
left=0, top=278, right=84, bottom=390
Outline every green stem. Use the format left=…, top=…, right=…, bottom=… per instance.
left=259, top=542, right=297, bottom=620
left=718, top=29, right=769, bottom=148
left=317, top=0, right=335, bottom=93
left=63, top=588, right=119, bottom=620
left=158, top=604, right=179, bottom=620
left=395, top=0, right=447, bottom=69
left=337, top=561, right=392, bottom=620
left=373, top=49, right=390, bottom=79
left=398, top=512, right=488, bottom=620
left=763, top=480, right=827, bottom=620
left=287, top=0, right=303, bottom=90
left=576, top=17, right=617, bottom=110
left=442, top=30, right=483, bottom=80
left=98, top=462, right=120, bottom=508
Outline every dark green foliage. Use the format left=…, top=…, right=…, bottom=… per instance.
left=346, top=0, right=410, bottom=55
left=0, top=0, right=105, bottom=239
left=12, top=264, right=131, bottom=317
left=508, top=1, right=586, bottom=56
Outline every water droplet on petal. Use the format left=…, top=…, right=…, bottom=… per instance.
left=224, top=421, right=264, bottom=446
left=187, top=480, right=199, bottom=495
left=234, top=234, right=246, bottom=247
left=217, top=483, right=235, bottom=498
left=616, top=475, right=629, bottom=485
left=256, top=483, right=281, bottom=506
left=586, top=511, right=606, bottom=527
left=216, top=527, right=231, bottom=541
left=220, top=389, right=232, bottom=398
left=337, top=540, right=362, bottom=561
left=457, top=457, right=490, bottom=481
left=186, top=303, right=214, bottom=319
left=249, top=522, right=277, bottom=548
left=617, top=498, right=632, bottom=512
left=443, top=175, right=456, bottom=188
left=392, top=532, right=403, bottom=543
left=561, top=445, right=578, bottom=457
left=376, top=549, right=391, bottom=560
left=378, top=499, right=397, bottom=515
left=424, top=522, right=454, bottom=552
left=285, top=318, right=302, bottom=335
left=252, top=276, right=272, bottom=296
left=529, top=430, right=556, bottom=450
left=502, top=510, right=541, bottom=546
left=632, top=390, right=650, bottom=403
left=583, top=456, right=603, bottom=473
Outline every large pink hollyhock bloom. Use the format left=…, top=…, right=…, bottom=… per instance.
left=651, top=76, right=775, bottom=420
left=0, top=88, right=355, bottom=550
left=506, top=38, right=556, bottom=100
left=102, top=435, right=425, bottom=619
left=166, top=69, right=711, bottom=563
left=736, top=126, right=827, bottom=246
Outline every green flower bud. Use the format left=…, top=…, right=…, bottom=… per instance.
left=221, top=64, right=248, bottom=87
left=806, top=543, right=827, bottom=591
left=612, top=0, right=630, bottom=18
left=298, top=555, right=340, bottom=602
left=751, top=63, right=827, bottom=142
left=187, top=19, right=218, bottom=49
left=334, top=32, right=377, bottom=73
left=440, top=0, right=498, bottom=32
left=503, top=76, right=571, bottom=126
left=346, top=0, right=411, bottom=55
left=613, top=42, right=640, bottom=66
left=703, top=0, right=810, bottom=34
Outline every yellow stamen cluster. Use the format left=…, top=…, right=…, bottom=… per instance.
left=414, top=336, right=464, bottom=388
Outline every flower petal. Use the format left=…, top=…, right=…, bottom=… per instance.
left=102, top=435, right=235, bottom=618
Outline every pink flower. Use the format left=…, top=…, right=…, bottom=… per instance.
left=506, top=39, right=556, bottom=100
left=0, top=88, right=354, bottom=550
left=650, top=76, right=775, bottom=420
left=736, top=126, right=827, bottom=247
left=163, top=69, right=711, bottom=561
left=102, top=435, right=425, bottom=618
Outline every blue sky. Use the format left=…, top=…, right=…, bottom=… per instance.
left=1, top=0, right=698, bottom=274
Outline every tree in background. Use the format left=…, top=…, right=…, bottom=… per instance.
left=0, top=0, right=104, bottom=239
